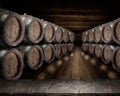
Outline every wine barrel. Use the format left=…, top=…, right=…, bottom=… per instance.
left=21, top=15, right=43, bottom=44
left=0, top=49, right=23, bottom=80
left=0, top=10, right=25, bottom=47
left=41, top=20, right=55, bottom=43
left=81, top=31, right=88, bottom=42
left=88, top=29, right=94, bottom=43
left=54, top=25, right=63, bottom=43
left=112, top=47, right=120, bottom=72
left=113, top=19, right=120, bottom=44
left=69, top=31, right=75, bottom=43
left=42, top=44, right=55, bottom=63
left=94, top=26, right=102, bottom=43
left=54, top=44, right=63, bottom=59
left=68, top=43, right=75, bottom=52
left=62, top=44, right=69, bottom=55
left=63, top=29, right=69, bottom=43
left=81, top=43, right=88, bottom=52
left=94, top=44, right=103, bottom=58
left=18, top=45, right=44, bottom=70
left=102, top=22, right=113, bottom=43
left=88, top=43, right=95, bottom=55
left=101, top=45, right=115, bottom=64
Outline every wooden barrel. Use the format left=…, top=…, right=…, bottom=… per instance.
left=81, top=31, right=88, bottom=42
left=61, top=44, right=69, bottom=55
left=54, top=44, right=63, bottom=59
left=54, top=25, right=63, bottom=43
left=68, top=43, right=75, bottom=52
left=63, top=29, right=69, bottom=43
left=94, top=26, right=102, bottom=43
left=112, top=47, right=120, bottom=72
left=81, top=43, right=88, bottom=52
left=88, top=43, right=95, bottom=55
left=18, top=45, right=44, bottom=70
left=0, top=10, right=25, bottom=47
left=42, top=44, right=55, bottom=63
left=88, top=29, right=94, bottom=43
left=102, top=22, right=113, bottom=43
left=21, top=15, right=43, bottom=44
left=69, top=31, right=75, bottom=43
left=113, top=19, right=120, bottom=44
left=0, top=49, right=23, bottom=80
left=94, top=44, right=103, bottom=58
left=41, top=20, right=55, bottom=43
left=101, top=45, right=115, bottom=64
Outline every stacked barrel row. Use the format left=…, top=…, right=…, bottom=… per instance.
left=0, top=9, right=75, bottom=80
left=81, top=18, right=120, bottom=72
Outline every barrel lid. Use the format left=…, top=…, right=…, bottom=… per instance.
left=25, top=46, right=43, bottom=70
left=43, top=44, right=54, bottom=63
left=28, top=20, right=42, bottom=43
left=2, top=49, right=23, bottom=80
left=102, top=24, right=113, bottom=43
left=114, top=20, right=120, bottom=44
left=102, top=45, right=113, bottom=64
left=62, top=44, right=68, bottom=55
left=94, top=28, right=101, bottom=42
left=88, top=29, right=94, bottom=42
left=2, top=13, right=25, bottom=47
left=63, top=29, right=69, bottom=42
left=69, top=32, right=75, bottom=42
left=55, top=28, right=63, bottom=42
left=112, top=47, right=120, bottom=72
left=55, top=44, right=62, bottom=59
left=44, top=24, right=55, bottom=42
left=94, top=44, right=102, bottom=58
left=4, top=16, right=20, bottom=43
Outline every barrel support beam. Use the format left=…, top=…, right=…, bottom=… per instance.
left=0, top=80, right=120, bottom=94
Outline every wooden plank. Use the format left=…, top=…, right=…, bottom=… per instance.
left=63, top=25, right=95, bottom=31
left=0, top=80, right=120, bottom=94
left=63, top=29, right=89, bottom=33
left=48, top=8, right=107, bottom=12
left=39, top=15, right=108, bottom=22
left=54, top=21, right=104, bottom=26
left=33, top=9, right=108, bottom=16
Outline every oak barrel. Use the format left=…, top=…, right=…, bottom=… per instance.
left=102, top=22, right=113, bottom=43
left=41, top=20, right=55, bottom=43
left=42, top=44, right=55, bottom=63
left=18, top=45, right=44, bottom=70
left=113, top=19, right=120, bottom=44
left=101, top=45, right=115, bottom=64
left=112, top=47, right=120, bottom=72
left=21, top=15, right=43, bottom=44
left=88, top=29, right=94, bottom=43
left=94, top=44, right=103, bottom=58
left=63, top=29, right=69, bottom=43
left=0, top=49, right=23, bottom=80
left=54, top=25, right=63, bottom=43
left=54, top=44, right=63, bottom=59
left=0, top=10, right=25, bottom=47
left=69, top=31, right=75, bottom=43
left=94, top=26, right=102, bottom=43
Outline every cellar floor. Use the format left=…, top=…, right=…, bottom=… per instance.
left=36, top=47, right=120, bottom=80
